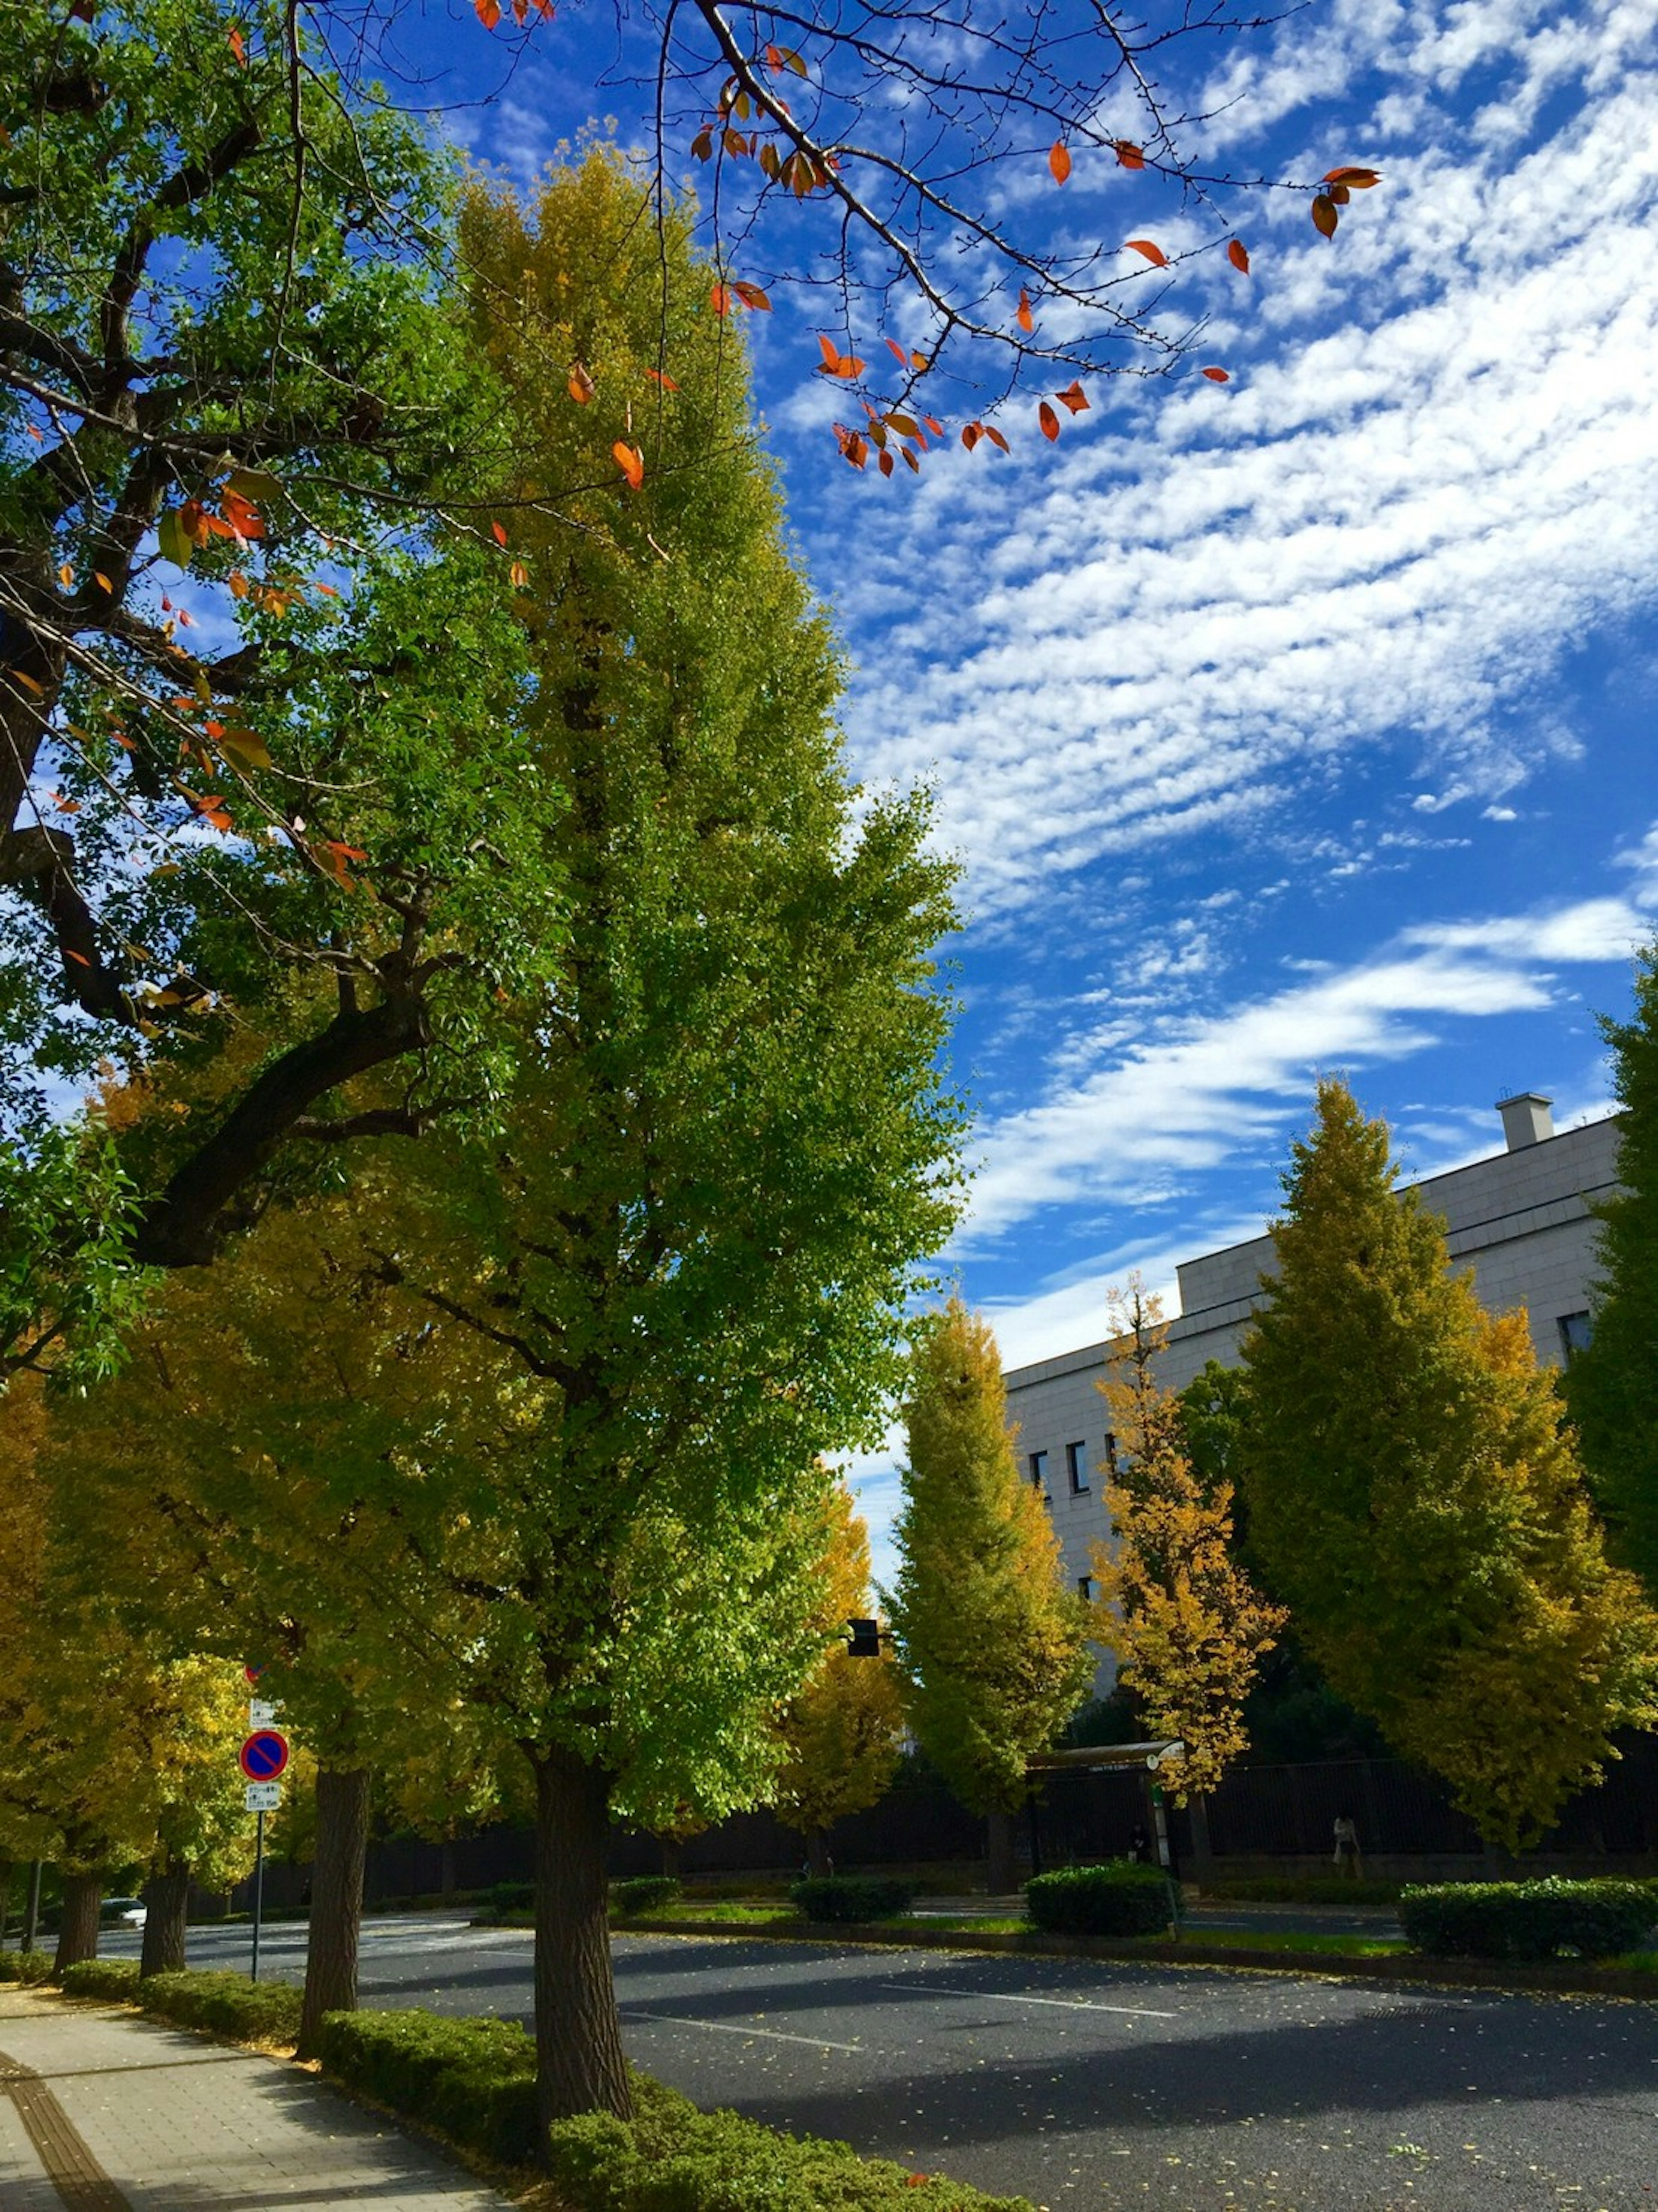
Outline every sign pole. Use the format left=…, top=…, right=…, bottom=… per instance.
left=251, top=1810, right=266, bottom=1984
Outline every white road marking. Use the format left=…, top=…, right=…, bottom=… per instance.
left=623, top=2007, right=863, bottom=2054
left=883, top=1979, right=1177, bottom=2020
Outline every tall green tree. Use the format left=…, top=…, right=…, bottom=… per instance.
left=293, top=151, right=965, bottom=2136
left=1240, top=1078, right=1658, bottom=1849
left=1091, top=1283, right=1284, bottom=1801
left=888, top=1299, right=1094, bottom=1893
left=1565, top=945, right=1658, bottom=1599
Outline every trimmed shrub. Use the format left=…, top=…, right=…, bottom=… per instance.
left=138, top=1968, right=304, bottom=2044
left=314, top=2007, right=539, bottom=2165
left=1399, top=1878, right=1658, bottom=1962
left=1024, top=1861, right=1174, bottom=1938
left=488, top=1881, right=535, bottom=1917
left=788, top=1876, right=918, bottom=1923
left=59, top=1959, right=142, bottom=2000
left=546, top=2069, right=1036, bottom=2210
left=614, top=1877, right=683, bottom=1917
left=0, top=1949, right=53, bottom=1984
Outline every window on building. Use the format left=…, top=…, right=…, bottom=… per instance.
left=1103, top=1431, right=1119, bottom=1474
left=1077, top=1573, right=1095, bottom=1602
left=1028, top=1449, right=1048, bottom=1493
left=1065, top=1440, right=1089, bottom=1493
left=1558, top=1310, right=1593, bottom=1363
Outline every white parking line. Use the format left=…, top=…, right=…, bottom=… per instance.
left=883, top=1979, right=1177, bottom=2020
left=622, top=2007, right=863, bottom=2054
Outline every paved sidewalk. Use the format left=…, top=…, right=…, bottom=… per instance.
left=0, top=1987, right=517, bottom=2211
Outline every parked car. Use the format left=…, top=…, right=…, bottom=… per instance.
left=101, top=1897, right=147, bottom=1928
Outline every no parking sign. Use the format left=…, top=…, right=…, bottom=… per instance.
left=238, top=1729, right=289, bottom=1783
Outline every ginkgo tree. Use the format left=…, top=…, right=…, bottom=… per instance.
left=1091, top=1280, right=1285, bottom=1802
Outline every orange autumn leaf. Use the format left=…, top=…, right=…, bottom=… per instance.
left=731, top=280, right=772, bottom=311
left=1038, top=399, right=1060, bottom=441
left=709, top=283, right=733, bottom=316
left=645, top=367, right=680, bottom=390
left=473, top=0, right=501, bottom=24
left=1323, top=165, right=1382, bottom=188
left=1048, top=141, right=1072, bottom=185
left=1228, top=238, right=1251, bottom=274
left=228, top=24, right=247, bottom=63
left=1311, top=193, right=1339, bottom=238
left=612, top=440, right=645, bottom=491
left=1125, top=238, right=1168, bottom=268
left=983, top=425, right=1010, bottom=453
left=1055, top=380, right=1089, bottom=414
left=1201, top=366, right=1231, bottom=382
left=1113, top=139, right=1145, bottom=169
left=1016, top=288, right=1034, bottom=334
left=568, top=361, right=596, bottom=404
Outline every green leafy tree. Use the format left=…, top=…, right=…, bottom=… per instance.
left=1090, top=1283, right=1285, bottom=1801
left=1, top=0, right=560, bottom=1366
left=769, top=1480, right=906, bottom=1876
left=1565, top=945, right=1658, bottom=1598
left=1240, top=1078, right=1658, bottom=1849
left=0, top=1382, right=253, bottom=1968
left=326, top=151, right=966, bottom=2137
left=888, top=1299, right=1094, bottom=1893
left=34, top=1183, right=525, bottom=2049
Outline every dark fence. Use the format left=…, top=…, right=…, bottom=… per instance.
left=218, top=1735, right=1658, bottom=1914
left=1030, top=1733, right=1658, bottom=1874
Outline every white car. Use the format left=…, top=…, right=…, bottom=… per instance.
left=102, top=1897, right=147, bottom=1928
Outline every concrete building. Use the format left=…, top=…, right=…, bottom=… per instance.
left=1004, top=1094, right=1623, bottom=1648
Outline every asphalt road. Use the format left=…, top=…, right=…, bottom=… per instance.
left=104, top=1914, right=1658, bottom=2211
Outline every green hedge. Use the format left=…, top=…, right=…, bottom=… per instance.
left=788, top=1876, right=918, bottom=1923
left=1399, top=1878, right=1658, bottom=1961
left=1024, top=1862, right=1174, bottom=1938
left=138, top=1968, right=304, bottom=2044
left=490, top=1880, right=535, bottom=1916
left=547, top=2070, right=1035, bottom=2211
left=614, top=1877, right=682, bottom=1917
left=59, top=1959, right=143, bottom=2000
left=0, top=1949, right=53, bottom=1984
left=315, top=2008, right=541, bottom=2164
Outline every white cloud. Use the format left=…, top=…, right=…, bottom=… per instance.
left=958, top=886, right=1646, bottom=1251
left=826, top=19, right=1658, bottom=919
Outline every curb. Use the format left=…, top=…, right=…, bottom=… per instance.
left=610, top=1915, right=1658, bottom=2001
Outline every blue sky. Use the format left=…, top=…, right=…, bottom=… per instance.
left=377, top=0, right=1657, bottom=1563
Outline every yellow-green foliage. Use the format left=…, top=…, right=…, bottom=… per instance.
left=1091, top=1282, right=1284, bottom=1801
left=889, top=1301, right=1094, bottom=1817
left=1240, top=1078, right=1658, bottom=1850
left=769, top=1481, right=905, bottom=1839
left=0, top=1376, right=253, bottom=1885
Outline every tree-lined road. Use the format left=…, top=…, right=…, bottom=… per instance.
left=106, top=1917, right=1658, bottom=2210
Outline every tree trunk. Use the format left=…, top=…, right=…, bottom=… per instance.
left=54, top=1873, right=102, bottom=1973
left=804, top=1828, right=833, bottom=1879
left=0, top=1856, right=11, bottom=1947
left=140, top=1859, right=190, bottom=1976
left=985, top=1807, right=1018, bottom=1895
left=658, top=1834, right=681, bottom=1879
left=532, top=1744, right=631, bottom=2144
left=297, top=1764, right=371, bottom=2057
